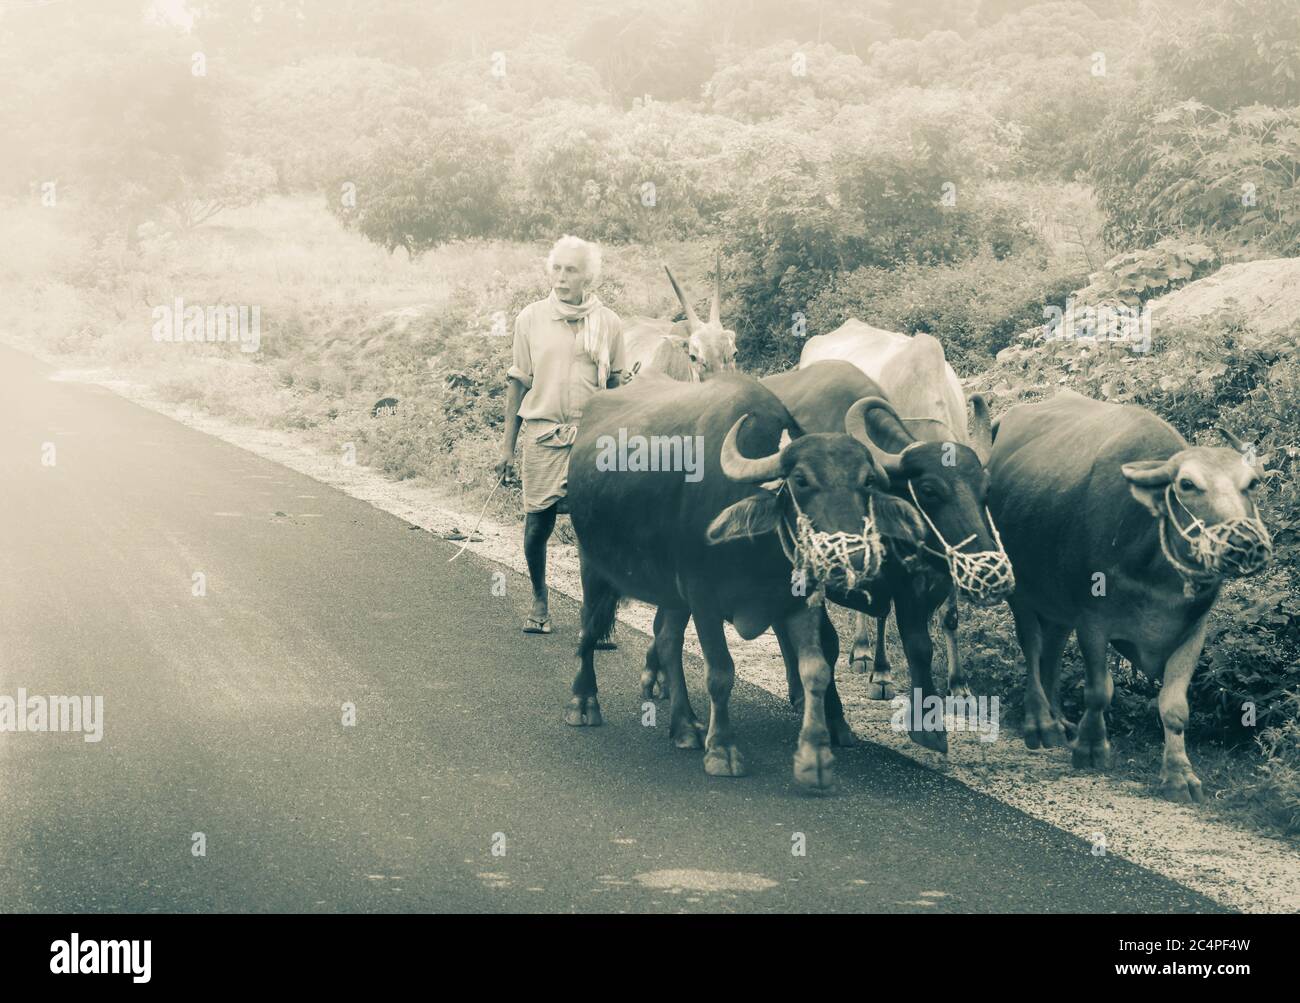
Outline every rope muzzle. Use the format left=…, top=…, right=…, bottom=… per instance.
left=777, top=486, right=886, bottom=606
left=908, top=482, right=1015, bottom=606
left=1161, top=483, right=1272, bottom=594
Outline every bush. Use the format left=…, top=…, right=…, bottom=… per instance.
left=805, top=250, right=1085, bottom=374
left=1071, top=238, right=1219, bottom=311
left=1243, top=692, right=1300, bottom=835
left=720, top=130, right=1034, bottom=371
left=330, top=118, right=514, bottom=256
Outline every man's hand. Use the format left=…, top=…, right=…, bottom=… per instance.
left=495, top=447, right=517, bottom=483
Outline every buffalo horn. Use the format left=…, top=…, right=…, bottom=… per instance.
left=845, top=397, right=910, bottom=484
left=1216, top=425, right=1247, bottom=452
left=719, top=414, right=784, bottom=483
left=709, top=253, right=722, bottom=326
left=664, top=265, right=702, bottom=332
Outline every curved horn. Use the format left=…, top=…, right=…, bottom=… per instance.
left=844, top=396, right=907, bottom=484
left=719, top=414, right=784, bottom=483
left=709, top=253, right=722, bottom=326
left=664, top=265, right=702, bottom=331
left=968, top=393, right=993, bottom=464
left=1216, top=425, right=1247, bottom=452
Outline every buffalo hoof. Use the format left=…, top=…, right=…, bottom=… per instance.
left=564, top=695, right=603, bottom=728
left=865, top=675, right=895, bottom=701
left=1024, top=717, right=1068, bottom=750
left=848, top=656, right=869, bottom=675
left=671, top=719, right=706, bottom=749
left=703, top=744, right=747, bottom=777
left=639, top=669, right=669, bottom=701
left=1158, top=765, right=1204, bottom=804
left=828, top=717, right=857, bottom=747
left=909, top=727, right=948, bottom=755
left=1070, top=738, right=1112, bottom=770
left=794, top=742, right=835, bottom=791
left=948, top=679, right=973, bottom=701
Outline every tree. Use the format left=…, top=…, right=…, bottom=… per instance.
left=1088, top=0, right=1300, bottom=253
left=165, top=155, right=278, bottom=229
left=331, top=120, right=513, bottom=256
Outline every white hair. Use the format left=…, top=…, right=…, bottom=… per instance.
left=546, top=234, right=602, bottom=285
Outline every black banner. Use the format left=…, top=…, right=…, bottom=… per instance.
left=0, top=913, right=1290, bottom=989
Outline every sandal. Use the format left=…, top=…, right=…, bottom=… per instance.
left=522, top=616, right=553, bottom=635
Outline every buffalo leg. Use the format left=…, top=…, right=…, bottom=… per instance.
left=1016, top=599, right=1069, bottom=750
left=639, top=609, right=670, bottom=701
left=819, top=609, right=856, bottom=746
left=778, top=610, right=855, bottom=748
left=1011, top=596, right=1046, bottom=748
left=1071, top=622, right=1114, bottom=769
left=655, top=607, right=705, bottom=749
left=848, top=612, right=872, bottom=674
left=1038, top=619, right=1075, bottom=741
left=565, top=558, right=615, bottom=727
left=1155, top=615, right=1208, bottom=803
left=893, top=591, right=947, bottom=754
left=868, top=609, right=894, bottom=700
left=693, top=613, right=746, bottom=777
left=941, top=589, right=970, bottom=698
left=785, top=605, right=836, bottom=790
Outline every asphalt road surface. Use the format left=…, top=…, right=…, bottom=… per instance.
left=0, top=344, right=1224, bottom=913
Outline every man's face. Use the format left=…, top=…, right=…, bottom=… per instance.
left=550, top=248, right=590, bottom=304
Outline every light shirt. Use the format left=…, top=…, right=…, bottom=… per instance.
left=508, top=298, right=626, bottom=424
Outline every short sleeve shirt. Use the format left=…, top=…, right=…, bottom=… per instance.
left=508, top=298, right=626, bottom=424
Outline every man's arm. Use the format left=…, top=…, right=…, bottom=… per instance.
left=497, top=376, right=525, bottom=479
left=498, top=308, right=533, bottom=480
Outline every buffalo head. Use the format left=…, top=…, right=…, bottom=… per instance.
left=1122, top=429, right=1272, bottom=579
left=706, top=411, right=924, bottom=591
left=846, top=396, right=1014, bottom=604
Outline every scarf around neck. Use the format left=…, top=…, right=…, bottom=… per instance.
left=549, top=290, right=609, bottom=388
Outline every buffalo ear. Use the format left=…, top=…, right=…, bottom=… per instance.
left=871, top=492, right=926, bottom=549
left=706, top=491, right=783, bottom=544
left=1122, top=460, right=1174, bottom=518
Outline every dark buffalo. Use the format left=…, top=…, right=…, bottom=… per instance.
left=565, top=372, right=919, bottom=789
left=988, top=390, right=1272, bottom=802
left=764, top=361, right=1015, bottom=752
left=799, top=326, right=994, bottom=697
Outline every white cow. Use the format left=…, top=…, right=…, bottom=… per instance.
left=799, top=321, right=992, bottom=699
left=621, top=262, right=738, bottom=386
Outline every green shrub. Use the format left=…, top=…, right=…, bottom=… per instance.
left=804, top=250, right=1085, bottom=374
left=1072, top=238, right=1219, bottom=311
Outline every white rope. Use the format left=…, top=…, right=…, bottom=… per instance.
left=447, top=475, right=503, bottom=563
left=906, top=481, right=1014, bottom=603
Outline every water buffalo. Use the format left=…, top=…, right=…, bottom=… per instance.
left=988, top=390, right=1272, bottom=801
left=565, top=372, right=920, bottom=789
left=767, top=361, right=1014, bottom=752
left=799, top=323, right=993, bottom=698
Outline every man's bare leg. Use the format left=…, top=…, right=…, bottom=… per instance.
left=523, top=504, right=557, bottom=630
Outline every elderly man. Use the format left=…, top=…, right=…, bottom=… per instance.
left=496, top=235, right=627, bottom=635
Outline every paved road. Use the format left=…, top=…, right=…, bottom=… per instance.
left=0, top=344, right=1224, bottom=912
